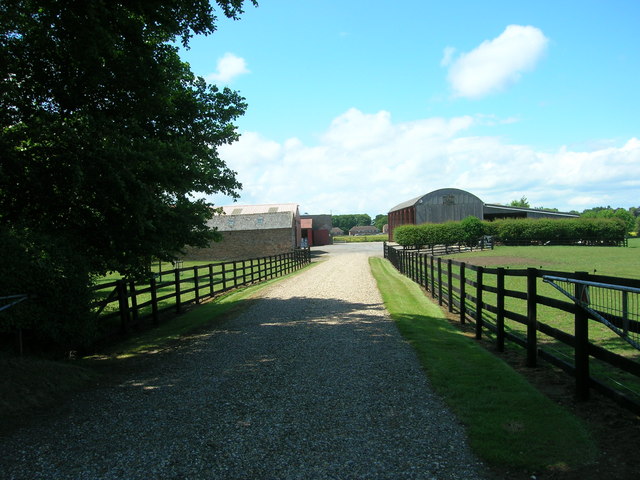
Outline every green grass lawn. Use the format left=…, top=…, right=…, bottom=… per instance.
left=91, top=257, right=301, bottom=336
left=370, top=257, right=597, bottom=472
left=434, top=239, right=640, bottom=406
left=333, top=234, right=387, bottom=242
left=446, top=237, right=640, bottom=279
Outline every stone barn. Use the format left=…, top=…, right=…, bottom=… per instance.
left=183, top=203, right=301, bottom=261
left=388, top=188, right=579, bottom=241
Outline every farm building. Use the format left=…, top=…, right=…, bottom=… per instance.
left=300, top=214, right=332, bottom=246
left=350, top=225, right=380, bottom=236
left=388, top=188, right=579, bottom=241
left=183, top=203, right=301, bottom=261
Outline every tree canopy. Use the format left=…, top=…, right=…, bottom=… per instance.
left=373, top=214, right=388, bottom=231
left=332, top=214, right=372, bottom=232
left=509, top=196, right=530, bottom=208
left=0, top=0, right=257, bottom=352
left=1, top=0, right=257, bottom=277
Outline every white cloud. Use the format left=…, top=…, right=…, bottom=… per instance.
left=445, top=25, right=549, bottom=99
left=440, top=46, right=456, bottom=67
left=205, top=53, right=250, bottom=83
left=211, top=109, right=640, bottom=216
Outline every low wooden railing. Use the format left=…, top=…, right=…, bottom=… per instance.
left=91, top=249, right=311, bottom=338
left=383, top=242, right=640, bottom=414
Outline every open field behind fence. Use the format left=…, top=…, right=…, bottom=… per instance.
left=384, top=242, right=640, bottom=414
left=91, top=249, right=311, bottom=341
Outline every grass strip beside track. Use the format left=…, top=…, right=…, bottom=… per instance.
left=369, top=256, right=597, bottom=473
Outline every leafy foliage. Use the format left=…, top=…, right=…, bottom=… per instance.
left=0, top=0, right=256, bottom=353
left=373, top=214, right=388, bottom=231
left=510, top=196, right=530, bottom=208
left=0, top=228, right=95, bottom=354
left=0, top=0, right=256, bottom=277
left=394, top=218, right=484, bottom=248
left=581, top=207, right=636, bottom=232
left=393, top=216, right=627, bottom=248
left=332, top=214, right=372, bottom=232
left=491, top=217, right=627, bottom=245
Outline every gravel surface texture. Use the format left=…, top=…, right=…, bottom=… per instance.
left=1, top=243, right=489, bottom=479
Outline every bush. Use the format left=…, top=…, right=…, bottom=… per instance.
left=0, top=228, right=96, bottom=356
left=492, top=217, right=627, bottom=245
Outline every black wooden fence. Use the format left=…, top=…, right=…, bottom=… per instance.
left=91, top=248, right=311, bottom=338
left=383, top=242, right=640, bottom=414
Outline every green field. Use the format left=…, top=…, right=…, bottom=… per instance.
left=437, top=238, right=640, bottom=404
left=92, top=257, right=303, bottom=336
left=333, top=234, right=387, bottom=243
left=445, top=237, right=640, bottom=279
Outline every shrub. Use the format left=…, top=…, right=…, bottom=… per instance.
left=0, top=228, right=96, bottom=356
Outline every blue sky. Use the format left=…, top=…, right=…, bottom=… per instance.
left=180, top=0, right=640, bottom=217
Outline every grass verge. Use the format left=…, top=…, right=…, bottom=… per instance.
left=369, top=256, right=597, bottom=473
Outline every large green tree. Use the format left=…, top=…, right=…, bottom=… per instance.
left=509, top=196, right=530, bottom=208
left=332, top=214, right=372, bottom=232
left=1, top=0, right=257, bottom=276
left=0, top=0, right=256, bottom=352
left=373, top=214, right=388, bottom=231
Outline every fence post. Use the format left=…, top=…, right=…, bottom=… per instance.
left=475, top=266, right=483, bottom=339
left=421, top=254, right=427, bottom=290
left=209, top=264, right=214, bottom=296
left=459, top=262, right=466, bottom=324
left=437, top=257, right=443, bottom=306
left=233, top=261, right=238, bottom=288
left=117, top=279, right=130, bottom=333
left=221, top=262, right=227, bottom=291
left=150, top=276, right=159, bottom=325
left=175, top=268, right=182, bottom=314
left=193, top=265, right=200, bottom=304
left=526, top=268, right=538, bottom=367
left=430, top=256, right=435, bottom=296
left=496, top=267, right=505, bottom=352
left=575, top=271, right=590, bottom=400
left=447, top=259, right=453, bottom=313
left=129, top=280, right=139, bottom=326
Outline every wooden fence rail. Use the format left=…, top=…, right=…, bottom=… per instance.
left=383, top=242, right=640, bottom=414
left=91, top=248, right=311, bottom=339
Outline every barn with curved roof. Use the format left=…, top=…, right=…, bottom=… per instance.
left=388, top=188, right=579, bottom=241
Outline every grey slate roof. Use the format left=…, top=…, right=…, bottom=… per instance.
left=209, top=211, right=294, bottom=232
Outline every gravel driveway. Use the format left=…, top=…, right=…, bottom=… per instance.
left=1, top=243, right=488, bottom=479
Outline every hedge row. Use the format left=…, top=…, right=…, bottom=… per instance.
left=394, top=216, right=484, bottom=248
left=393, top=217, right=627, bottom=248
left=488, top=217, right=627, bottom=245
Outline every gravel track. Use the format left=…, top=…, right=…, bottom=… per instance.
left=1, top=243, right=488, bottom=479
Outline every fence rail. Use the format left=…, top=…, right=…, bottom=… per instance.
left=91, top=248, right=311, bottom=339
left=383, top=242, right=640, bottom=414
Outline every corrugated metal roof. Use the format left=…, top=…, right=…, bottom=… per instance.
left=483, top=204, right=579, bottom=218
left=388, top=195, right=423, bottom=213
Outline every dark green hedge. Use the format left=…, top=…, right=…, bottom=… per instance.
left=489, top=217, right=627, bottom=245
left=393, top=217, right=627, bottom=248
left=394, top=216, right=484, bottom=248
